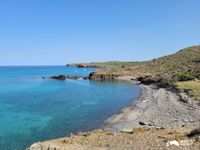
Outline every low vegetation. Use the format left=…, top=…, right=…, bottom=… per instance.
left=176, top=81, right=200, bottom=101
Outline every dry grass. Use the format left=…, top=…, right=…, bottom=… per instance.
left=176, top=81, right=200, bottom=101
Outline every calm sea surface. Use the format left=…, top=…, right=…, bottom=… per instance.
left=0, top=66, right=140, bottom=150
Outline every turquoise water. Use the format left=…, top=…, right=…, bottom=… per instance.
left=0, top=66, right=140, bottom=150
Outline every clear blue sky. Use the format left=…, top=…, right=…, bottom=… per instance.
left=0, top=0, right=200, bottom=65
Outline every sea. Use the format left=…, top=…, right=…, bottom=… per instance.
left=0, top=66, right=140, bottom=150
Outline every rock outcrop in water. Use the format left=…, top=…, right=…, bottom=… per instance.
left=66, top=63, right=103, bottom=68
left=84, top=72, right=120, bottom=80
left=50, top=75, right=82, bottom=80
left=51, top=75, right=66, bottom=80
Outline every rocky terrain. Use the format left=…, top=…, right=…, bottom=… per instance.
left=28, top=126, right=200, bottom=150
left=104, top=80, right=200, bottom=132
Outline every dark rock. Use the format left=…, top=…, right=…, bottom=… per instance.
left=51, top=75, right=66, bottom=80
left=187, top=127, right=200, bottom=137
left=139, top=121, right=146, bottom=125
left=85, top=72, right=120, bottom=80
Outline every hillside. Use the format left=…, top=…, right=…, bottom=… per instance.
left=79, top=46, right=200, bottom=100
left=89, top=46, right=200, bottom=79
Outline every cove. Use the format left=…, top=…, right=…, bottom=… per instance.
left=0, top=66, right=140, bottom=150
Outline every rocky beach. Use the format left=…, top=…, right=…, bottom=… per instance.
left=104, top=77, right=200, bottom=132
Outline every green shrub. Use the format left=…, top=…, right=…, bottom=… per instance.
left=176, top=71, right=195, bottom=81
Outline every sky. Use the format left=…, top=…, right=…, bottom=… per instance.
left=0, top=0, right=200, bottom=65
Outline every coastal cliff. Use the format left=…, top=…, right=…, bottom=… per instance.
left=28, top=46, right=200, bottom=150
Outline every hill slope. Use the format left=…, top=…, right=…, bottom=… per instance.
left=73, top=46, right=200, bottom=100
left=92, top=46, right=200, bottom=79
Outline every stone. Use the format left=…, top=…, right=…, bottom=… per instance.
left=121, top=128, right=133, bottom=134
left=139, top=121, right=146, bottom=125
left=166, top=140, right=180, bottom=147
left=179, top=93, right=189, bottom=103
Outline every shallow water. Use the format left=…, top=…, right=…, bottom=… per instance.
left=0, top=66, right=140, bottom=150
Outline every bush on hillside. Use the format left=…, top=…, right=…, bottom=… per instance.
left=176, top=71, right=195, bottom=81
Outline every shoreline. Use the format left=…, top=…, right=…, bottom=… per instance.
left=104, top=77, right=200, bottom=132
left=28, top=76, right=200, bottom=150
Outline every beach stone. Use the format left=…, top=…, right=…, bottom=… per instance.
left=121, top=128, right=133, bottom=134
left=166, top=140, right=180, bottom=147
left=179, top=93, right=189, bottom=103
left=139, top=121, right=146, bottom=125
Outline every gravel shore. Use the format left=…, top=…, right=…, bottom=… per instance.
left=104, top=77, right=200, bottom=132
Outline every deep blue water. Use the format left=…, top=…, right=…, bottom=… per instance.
left=0, top=66, right=140, bottom=150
